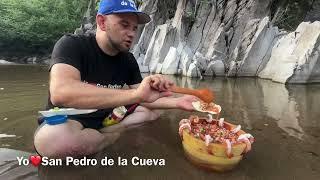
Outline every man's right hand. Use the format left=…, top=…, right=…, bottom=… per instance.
left=135, top=75, right=174, bottom=103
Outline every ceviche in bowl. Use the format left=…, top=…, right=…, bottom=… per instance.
left=178, top=101, right=254, bottom=172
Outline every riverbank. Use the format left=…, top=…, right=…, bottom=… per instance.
left=0, top=55, right=50, bottom=65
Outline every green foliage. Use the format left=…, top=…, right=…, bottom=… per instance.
left=96, top=0, right=100, bottom=11
left=0, top=0, right=88, bottom=54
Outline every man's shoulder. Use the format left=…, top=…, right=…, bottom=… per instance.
left=57, top=33, right=93, bottom=45
left=119, top=51, right=135, bottom=59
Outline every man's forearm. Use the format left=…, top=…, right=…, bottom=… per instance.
left=50, top=81, right=141, bottom=109
left=141, top=97, right=179, bottom=109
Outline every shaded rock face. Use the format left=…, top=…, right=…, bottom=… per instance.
left=305, top=0, right=320, bottom=22
left=80, top=0, right=320, bottom=84
left=259, top=21, right=320, bottom=83
left=74, top=0, right=97, bottom=35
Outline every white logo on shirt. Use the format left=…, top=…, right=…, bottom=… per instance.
left=83, top=81, right=122, bottom=89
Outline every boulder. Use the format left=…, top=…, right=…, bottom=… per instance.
left=187, top=61, right=201, bottom=78
left=0, top=60, right=15, bottom=65
left=161, top=47, right=179, bottom=74
left=26, top=57, right=37, bottom=64
left=192, top=51, right=208, bottom=72
left=205, top=59, right=225, bottom=76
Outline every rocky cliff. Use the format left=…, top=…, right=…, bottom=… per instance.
left=79, top=0, right=320, bottom=84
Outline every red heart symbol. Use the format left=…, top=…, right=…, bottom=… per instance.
left=29, top=155, right=42, bottom=167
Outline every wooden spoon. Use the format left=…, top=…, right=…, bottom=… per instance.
left=170, top=86, right=214, bottom=103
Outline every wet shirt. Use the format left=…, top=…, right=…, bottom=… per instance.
left=45, top=34, right=142, bottom=127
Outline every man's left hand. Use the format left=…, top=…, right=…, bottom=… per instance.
left=176, top=95, right=200, bottom=111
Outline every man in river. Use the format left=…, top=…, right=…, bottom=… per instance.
left=34, top=0, right=198, bottom=158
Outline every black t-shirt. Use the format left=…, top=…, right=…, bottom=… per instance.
left=47, top=34, right=142, bottom=121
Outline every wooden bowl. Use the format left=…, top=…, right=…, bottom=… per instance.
left=181, top=121, right=250, bottom=172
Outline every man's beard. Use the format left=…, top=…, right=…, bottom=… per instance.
left=108, top=36, right=130, bottom=53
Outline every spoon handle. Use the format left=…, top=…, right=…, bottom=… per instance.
left=170, top=86, right=200, bottom=96
left=170, top=86, right=214, bottom=103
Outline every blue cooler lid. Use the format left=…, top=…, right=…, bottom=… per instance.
left=44, top=115, right=67, bottom=125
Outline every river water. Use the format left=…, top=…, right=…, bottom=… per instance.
left=0, top=65, right=319, bottom=180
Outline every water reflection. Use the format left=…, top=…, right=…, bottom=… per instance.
left=173, top=76, right=315, bottom=141
left=258, top=80, right=305, bottom=140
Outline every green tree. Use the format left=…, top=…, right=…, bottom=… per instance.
left=0, top=0, right=88, bottom=55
